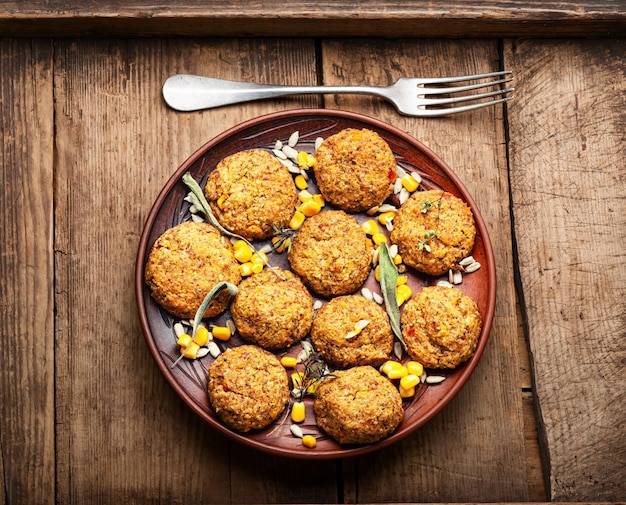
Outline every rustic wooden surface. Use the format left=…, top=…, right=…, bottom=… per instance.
left=0, top=1, right=625, bottom=37
left=1, top=29, right=625, bottom=505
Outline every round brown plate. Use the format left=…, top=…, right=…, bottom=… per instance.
left=135, top=109, right=496, bottom=459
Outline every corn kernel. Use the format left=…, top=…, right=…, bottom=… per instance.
left=289, top=211, right=306, bottom=230
left=212, top=326, right=231, bottom=341
left=399, top=385, right=415, bottom=398
left=361, top=219, right=380, bottom=235
left=183, top=342, right=200, bottom=359
left=312, top=194, right=325, bottom=207
left=378, top=211, right=395, bottom=225
left=294, top=174, right=308, bottom=190
left=280, top=356, right=298, bottom=368
left=239, top=262, right=254, bottom=276
left=393, top=253, right=403, bottom=265
left=396, top=275, right=408, bottom=286
left=372, top=233, right=387, bottom=245
left=217, top=194, right=227, bottom=209
left=401, top=174, right=419, bottom=192
left=299, top=199, right=322, bottom=217
left=397, top=284, right=413, bottom=301
left=291, top=371, right=305, bottom=388
left=386, top=362, right=409, bottom=380
left=298, top=189, right=313, bottom=202
left=251, top=251, right=268, bottom=265
left=380, top=360, right=396, bottom=375
left=233, top=240, right=253, bottom=263
left=400, top=374, right=420, bottom=390
left=291, top=401, right=306, bottom=423
left=272, top=236, right=290, bottom=253
left=177, top=333, right=192, bottom=348
left=193, top=326, right=210, bottom=346
left=302, top=434, right=317, bottom=448
left=374, top=265, right=381, bottom=282
left=251, top=261, right=264, bottom=274
left=406, top=361, right=424, bottom=377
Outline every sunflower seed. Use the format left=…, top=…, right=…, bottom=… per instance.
left=426, top=375, right=446, bottom=384
left=197, top=347, right=210, bottom=358
left=208, top=341, right=221, bottom=358
left=453, top=270, right=463, bottom=284
left=190, top=214, right=205, bottom=223
left=282, top=145, right=299, bottom=161
left=448, top=269, right=454, bottom=284
left=273, top=148, right=288, bottom=160
left=354, top=319, right=370, bottom=331
left=300, top=168, right=309, bottom=180
left=420, top=371, right=428, bottom=383
left=396, top=164, right=407, bottom=179
left=226, top=319, right=236, bottom=334
left=399, top=187, right=410, bottom=204
left=366, top=205, right=380, bottom=216
left=258, top=243, right=273, bottom=254
left=274, top=140, right=283, bottom=150
left=313, top=299, right=323, bottom=311
left=393, top=341, right=403, bottom=360
left=174, top=322, right=185, bottom=338
left=437, top=280, right=453, bottom=288
left=372, top=291, right=384, bottom=304
left=288, top=131, right=299, bottom=147
left=393, top=177, right=404, bottom=194
left=372, top=248, right=380, bottom=267
left=361, top=287, right=374, bottom=301
left=411, top=172, right=422, bottom=184
left=345, top=330, right=358, bottom=340
left=315, top=137, right=324, bottom=151
left=189, top=204, right=199, bottom=214
left=465, top=261, right=481, bottom=273
left=459, top=256, right=475, bottom=267
left=378, top=203, right=398, bottom=213
left=290, top=424, right=304, bottom=438
left=385, top=221, right=393, bottom=232
left=389, top=244, right=398, bottom=258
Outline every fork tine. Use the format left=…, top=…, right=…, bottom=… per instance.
left=418, top=70, right=512, bottom=86
left=418, top=77, right=514, bottom=96
left=418, top=95, right=514, bottom=117
left=423, top=87, right=514, bottom=106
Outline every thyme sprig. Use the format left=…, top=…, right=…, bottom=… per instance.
left=418, top=192, right=445, bottom=253
left=292, top=351, right=332, bottom=402
left=271, top=223, right=297, bottom=253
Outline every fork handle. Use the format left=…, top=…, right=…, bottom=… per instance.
left=163, top=74, right=387, bottom=111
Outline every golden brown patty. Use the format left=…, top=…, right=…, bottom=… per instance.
left=390, top=189, right=476, bottom=276
left=208, top=345, right=289, bottom=432
left=313, top=128, right=396, bottom=212
left=288, top=210, right=372, bottom=297
left=144, top=221, right=241, bottom=319
left=400, top=285, right=482, bottom=369
left=314, top=366, right=403, bottom=444
left=230, top=268, right=313, bottom=350
left=311, top=295, right=394, bottom=368
left=204, top=149, right=297, bottom=240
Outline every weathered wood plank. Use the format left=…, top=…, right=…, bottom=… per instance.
left=53, top=37, right=337, bottom=503
left=319, top=38, right=529, bottom=502
left=0, top=1, right=624, bottom=37
left=505, top=38, right=626, bottom=500
left=0, top=38, right=55, bottom=505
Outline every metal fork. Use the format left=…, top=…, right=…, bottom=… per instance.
left=162, top=71, right=513, bottom=117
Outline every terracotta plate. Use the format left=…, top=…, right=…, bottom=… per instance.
left=135, top=109, right=496, bottom=459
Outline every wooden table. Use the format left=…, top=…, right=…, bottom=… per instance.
left=1, top=2, right=625, bottom=503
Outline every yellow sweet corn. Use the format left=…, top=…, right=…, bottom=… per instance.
left=396, top=275, right=408, bottom=286
left=393, top=253, right=403, bottom=265
left=294, top=174, right=308, bottom=190
left=406, top=361, right=424, bottom=377
left=193, top=326, right=210, bottom=346
left=400, top=374, right=420, bottom=390
left=312, top=194, right=325, bottom=207
left=399, top=385, right=415, bottom=398
left=217, top=194, right=227, bottom=209
left=251, top=251, right=268, bottom=265
left=372, top=233, right=387, bottom=245
left=401, top=174, right=419, bottom=192
left=396, top=284, right=413, bottom=306
left=177, top=333, right=192, bottom=348
left=291, top=371, right=305, bottom=388
left=251, top=261, right=264, bottom=274
left=374, top=265, right=381, bottom=282
left=384, top=361, right=409, bottom=380
left=378, top=211, right=395, bottom=225
left=211, top=325, right=231, bottom=341
left=297, top=151, right=316, bottom=168
left=280, top=356, right=298, bottom=368
left=298, top=189, right=313, bottom=202
left=302, top=435, right=317, bottom=448
left=233, top=240, right=253, bottom=263
left=182, top=342, right=200, bottom=359
left=291, top=401, right=306, bottom=423
left=361, top=219, right=380, bottom=236
left=239, top=262, right=254, bottom=276
left=289, top=211, right=306, bottom=230
left=299, top=199, right=322, bottom=217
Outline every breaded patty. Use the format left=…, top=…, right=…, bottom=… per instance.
left=208, top=345, right=289, bottom=432
left=204, top=149, right=297, bottom=240
left=390, top=189, right=476, bottom=276
left=400, top=285, right=482, bottom=369
left=288, top=210, right=372, bottom=297
left=313, top=128, right=396, bottom=212
left=314, top=366, right=403, bottom=444
left=144, top=221, right=241, bottom=319
left=311, top=295, right=393, bottom=368
left=230, top=268, right=313, bottom=350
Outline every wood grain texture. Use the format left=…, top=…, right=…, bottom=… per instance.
left=0, top=38, right=55, bottom=505
left=317, top=38, right=529, bottom=502
left=0, top=1, right=624, bottom=37
left=505, top=38, right=626, bottom=500
left=52, top=37, right=338, bottom=503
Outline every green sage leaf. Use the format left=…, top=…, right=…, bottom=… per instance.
left=378, top=242, right=407, bottom=350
